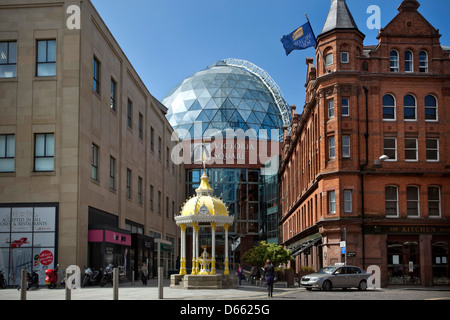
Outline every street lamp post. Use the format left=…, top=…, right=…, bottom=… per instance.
left=361, top=154, right=388, bottom=269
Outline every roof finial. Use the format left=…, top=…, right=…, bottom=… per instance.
left=201, top=140, right=210, bottom=172
left=398, top=0, right=420, bottom=12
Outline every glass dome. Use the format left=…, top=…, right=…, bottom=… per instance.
left=163, top=59, right=290, bottom=140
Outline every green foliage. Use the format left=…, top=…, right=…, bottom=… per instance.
left=241, top=241, right=292, bottom=267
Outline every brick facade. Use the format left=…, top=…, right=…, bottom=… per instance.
left=280, top=0, right=450, bottom=287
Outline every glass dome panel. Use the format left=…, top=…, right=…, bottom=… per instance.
left=163, top=60, right=287, bottom=140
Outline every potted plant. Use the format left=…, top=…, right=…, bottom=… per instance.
left=298, top=266, right=315, bottom=278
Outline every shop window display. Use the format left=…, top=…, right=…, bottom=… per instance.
left=387, top=239, right=421, bottom=285
left=432, top=241, right=449, bottom=285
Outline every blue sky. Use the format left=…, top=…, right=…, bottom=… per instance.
left=91, top=0, right=450, bottom=111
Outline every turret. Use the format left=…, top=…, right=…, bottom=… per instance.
left=316, top=0, right=365, bottom=76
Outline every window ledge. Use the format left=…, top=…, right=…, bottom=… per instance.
left=31, top=171, right=56, bottom=176
left=0, top=172, right=16, bottom=177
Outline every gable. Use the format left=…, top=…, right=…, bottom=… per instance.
left=378, top=2, right=440, bottom=39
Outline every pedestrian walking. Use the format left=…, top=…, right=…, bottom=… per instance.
left=237, top=264, right=244, bottom=285
left=140, top=262, right=148, bottom=286
left=264, top=259, right=275, bottom=297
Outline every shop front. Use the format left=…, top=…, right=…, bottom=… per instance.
left=131, top=234, right=154, bottom=279
left=288, top=233, right=323, bottom=275
left=154, top=239, right=176, bottom=278
left=88, top=227, right=131, bottom=279
left=0, top=204, right=58, bottom=287
left=366, top=224, right=450, bottom=287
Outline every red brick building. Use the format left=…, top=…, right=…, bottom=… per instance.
left=280, top=0, right=450, bottom=287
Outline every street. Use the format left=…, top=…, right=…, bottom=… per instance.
left=0, top=279, right=449, bottom=301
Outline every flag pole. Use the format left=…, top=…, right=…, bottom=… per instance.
left=305, top=13, right=327, bottom=73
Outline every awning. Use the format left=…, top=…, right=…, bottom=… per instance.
left=291, top=237, right=321, bottom=257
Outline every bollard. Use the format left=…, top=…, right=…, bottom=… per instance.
left=132, top=270, right=135, bottom=286
left=20, top=269, right=27, bottom=301
left=65, top=273, right=71, bottom=300
left=113, top=268, right=119, bottom=300
left=65, top=285, right=71, bottom=300
left=158, top=267, right=163, bottom=300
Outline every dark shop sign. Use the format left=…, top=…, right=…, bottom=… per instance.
left=365, top=225, right=450, bottom=235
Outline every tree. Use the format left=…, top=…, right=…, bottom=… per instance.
left=241, top=241, right=292, bottom=267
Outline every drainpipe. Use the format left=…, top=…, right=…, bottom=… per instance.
left=360, top=86, right=369, bottom=270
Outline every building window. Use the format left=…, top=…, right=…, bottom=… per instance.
left=387, top=240, right=420, bottom=285
left=404, top=94, right=416, bottom=120
left=407, top=186, right=420, bottom=217
left=362, top=61, right=369, bottom=72
left=37, top=39, right=56, bottom=77
left=158, top=191, right=161, bottom=215
left=150, top=127, right=155, bottom=152
left=425, top=95, right=437, bottom=121
left=91, top=143, right=99, bottom=181
left=419, top=51, right=428, bottom=73
left=138, top=177, right=143, bottom=204
left=0, top=41, right=17, bottom=78
left=93, top=57, right=100, bottom=93
left=384, top=137, right=397, bottom=161
left=341, top=98, right=349, bottom=116
left=0, top=134, right=15, bottom=172
left=405, top=50, right=413, bottom=72
left=405, top=138, right=418, bottom=161
left=385, top=186, right=398, bottom=217
left=109, top=156, right=116, bottom=190
left=341, top=52, right=349, bottom=64
left=328, top=191, right=336, bottom=214
left=139, top=113, right=143, bottom=140
left=428, top=186, right=441, bottom=217
left=383, top=94, right=396, bottom=120
left=110, top=79, right=117, bottom=111
left=166, top=196, right=169, bottom=218
left=127, top=99, right=133, bottom=129
left=0, top=205, right=58, bottom=287
left=166, top=147, right=170, bottom=167
left=328, top=100, right=334, bottom=118
left=34, top=133, right=54, bottom=172
left=126, top=168, right=132, bottom=198
left=342, top=135, right=350, bottom=158
left=150, top=185, right=154, bottom=210
left=431, top=241, right=448, bottom=285
left=390, top=50, right=399, bottom=72
left=158, top=137, right=162, bottom=160
left=426, top=138, right=439, bottom=162
left=344, top=190, right=352, bottom=213
left=172, top=201, right=175, bottom=219
left=328, top=136, right=335, bottom=159
left=325, top=53, right=333, bottom=67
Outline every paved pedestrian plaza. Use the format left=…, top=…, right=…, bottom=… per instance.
left=0, top=278, right=449, bottom=301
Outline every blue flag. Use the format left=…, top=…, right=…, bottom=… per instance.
left=281, top=22, right=317, bottom=56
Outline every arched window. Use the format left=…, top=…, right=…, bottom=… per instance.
left=419, top=51, right=428, bottom=73
left=390, top=50, right=399, bottom=72
left=383, top=94, right=396, bottom=120
left=405, top=50, right=413, bottom=72
left=404, top=94, right=416, bottom=120
left=326, top=53, right=333, bottom=67
left=428, top=186, right=441, bottom=217
left=425, top=95, right=437, bottom=121
left=385, top=185, right=399, bottom=217
left=407, top=186, right=420, bottom=217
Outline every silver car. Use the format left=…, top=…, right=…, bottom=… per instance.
left=300, top=265, right=370, bottom=291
